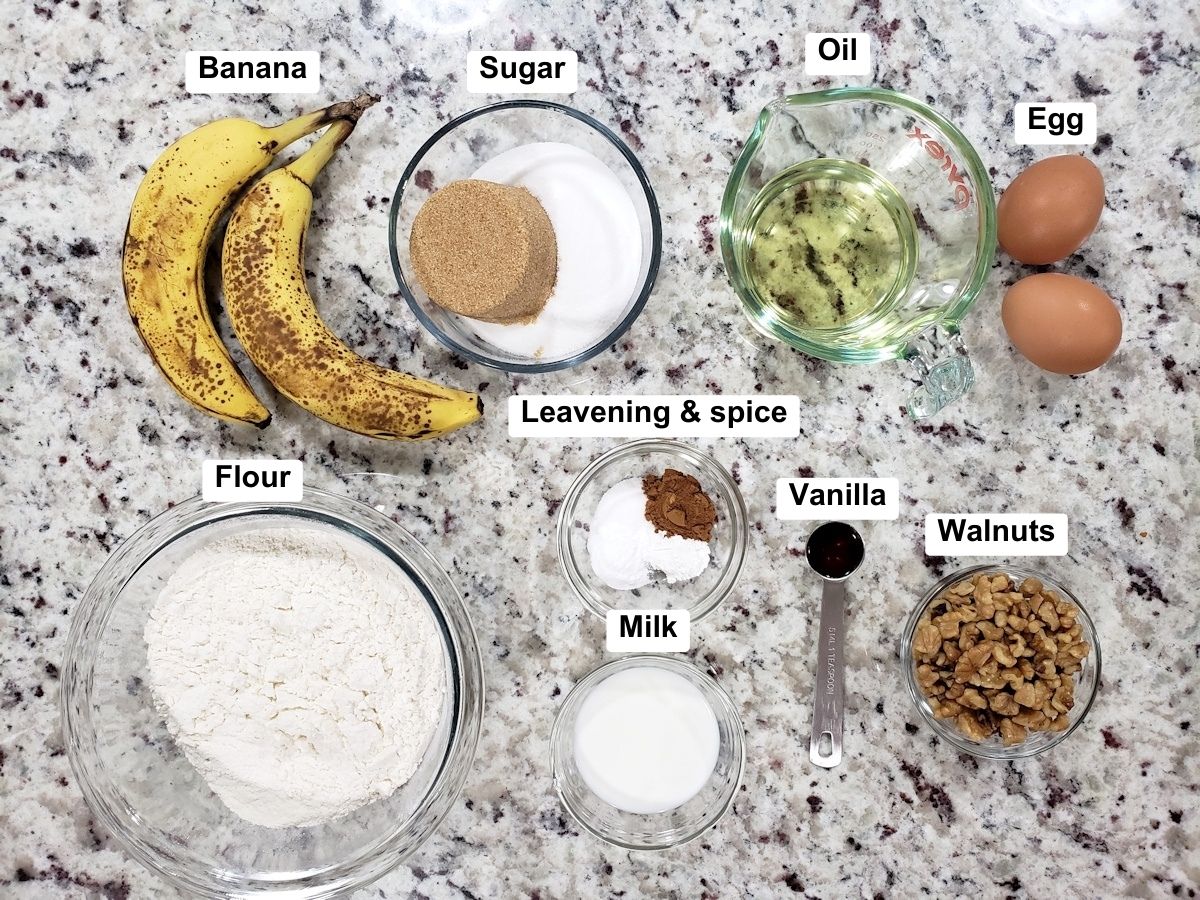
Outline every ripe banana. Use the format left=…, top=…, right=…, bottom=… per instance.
left=222, top=101, right=483, bottom=441
left=123, top=94, right=376, bottom=427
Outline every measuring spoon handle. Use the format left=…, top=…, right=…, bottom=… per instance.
left=809, top=578, right=846, bottom=768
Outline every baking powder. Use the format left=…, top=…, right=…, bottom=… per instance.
left=588, top=478, right=710, bottom=590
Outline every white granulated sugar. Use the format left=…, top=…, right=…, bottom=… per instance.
left=462, top=141, right=644, bottom=359
left=144, top=526, right=445, bottom=828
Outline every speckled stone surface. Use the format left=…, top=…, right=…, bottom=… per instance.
left=2, top=1, right=1198, bottom=897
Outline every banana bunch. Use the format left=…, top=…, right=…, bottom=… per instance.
left=122, top=94, right=481, bottom=440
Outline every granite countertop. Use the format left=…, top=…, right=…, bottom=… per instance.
left=2, top=0, right=1197, bottom=897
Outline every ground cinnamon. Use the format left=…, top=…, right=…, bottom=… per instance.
left=642, top=469, right=717, bottom=541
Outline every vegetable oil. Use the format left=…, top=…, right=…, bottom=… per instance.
left=734, top=159, right=917, bottom=331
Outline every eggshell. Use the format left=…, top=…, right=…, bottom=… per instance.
left=997, top=155, right=1105, bottom=264
left=1001, top=273, right=1122, bottom=375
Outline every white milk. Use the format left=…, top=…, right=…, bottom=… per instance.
left=465, top=142, right=643, bottom=359
left=573, top=666, right=720, bottom=815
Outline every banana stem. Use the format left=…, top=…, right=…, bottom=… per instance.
left=285, top=118, right=358, bottom=186
left=265, top=92, right=380, bottom=152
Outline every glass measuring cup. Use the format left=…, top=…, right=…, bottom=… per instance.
left=720, top=88, right=996, bottom=417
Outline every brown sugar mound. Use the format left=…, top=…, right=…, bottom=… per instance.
left=643, top=469, right=717, bottom=542
left=409, top=179, right=557, bottom=324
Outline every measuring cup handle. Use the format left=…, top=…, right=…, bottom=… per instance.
left=904, top=325, right=975, bottom=419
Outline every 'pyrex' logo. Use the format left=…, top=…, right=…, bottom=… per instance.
left=908, top=126, right=972, bottom=211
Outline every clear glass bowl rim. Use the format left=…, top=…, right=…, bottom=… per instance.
left=900, top=563, right=1102, bottom=760
left=549, top=654, right=746, bottom=850
left=555, top=439, right=749, bottom=622
left=718, top=86, right=998, bottom=364
left=60, top=487, right=485, bottom=898
left=387, top=99, right=663, bottom=373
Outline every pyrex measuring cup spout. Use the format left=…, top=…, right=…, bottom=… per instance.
left=904, top=324, right=976, bottom=419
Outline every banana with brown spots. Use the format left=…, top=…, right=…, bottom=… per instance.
left=221, top=99, right=482, bottom=440
left=122, top=94, right=378, bottom=426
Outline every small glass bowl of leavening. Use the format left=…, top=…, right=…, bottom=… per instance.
left=901, top=564, right=1101, bottom=759
left=61, top=488, right=484, bottom=898
left=557, top=439, right=749, bottom=622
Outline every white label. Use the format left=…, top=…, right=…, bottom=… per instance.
left=804, top=33, right=870, bottom=76
left=925, top=514, right=1068, bottom=556
left=467, top=50, right=578, bottom=93
left=776, top=478, right=899, bottom=520
left=185, top=51, right=320, bottom=94
left=606, top=609, right=690, bottom=652
left=202, top=460, right=304, bottom=502
left=508, top=395, right=800, bottom=438
left=1014, top=102, right=1097, bottom=144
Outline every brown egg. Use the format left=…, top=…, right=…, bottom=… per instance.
left=1002, top=273, right=1122, bottom=375
left=997, top=155, right=1104, bottom=264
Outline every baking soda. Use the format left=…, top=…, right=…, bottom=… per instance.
left=587, top=478, right=710, bottom=590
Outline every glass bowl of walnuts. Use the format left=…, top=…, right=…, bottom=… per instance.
left=901, top=565, right=1100, bottom=759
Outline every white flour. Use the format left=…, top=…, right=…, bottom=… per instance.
left=144, top=526, right=445, bottom=828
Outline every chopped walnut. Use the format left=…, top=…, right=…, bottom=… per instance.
left=1013, top=681, right=1039, bottom=708
left=989, top=691, right=1019, bottom=716
left=1051, top=682, right=1074, bottom=714
left=999, top=717, right=1027, bottom=746
left=960, top=688, right=988, bottom=710
left=992, top=642, right=1016, bottom=667
left=953, top=642, right=992, bottom=683
left=914, top=623, right=942, bottom=656
left=1012, top=708, right=1048, bottom=729
left=916, top=664, right=938, bottom=689
left=956, top=711, right=992, bottom=740
left=911, top=571, right=1090, bottom=747
left=933, top=700, right=963, bottom=719
left=978, top=621, right=1002, bottom=642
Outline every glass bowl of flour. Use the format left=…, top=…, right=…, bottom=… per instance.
left=389, top=100, right=662, bottom=373
left=61, top=488, right=484, bottom=897
left=557, top=439, right=749, bottom=622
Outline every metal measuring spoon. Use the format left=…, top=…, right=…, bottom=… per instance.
left=805, top=521, right=865, bottom=769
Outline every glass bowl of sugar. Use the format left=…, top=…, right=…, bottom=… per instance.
left=61, top=488, right=484, bottom=898
left=389, top=100, right=662, bottom=372
left=557, top=439, right=749, bottom=622
left=551, top=655, right=745, bottom=850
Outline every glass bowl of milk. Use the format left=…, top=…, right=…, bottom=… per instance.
left=551, top=655, right=745, bottom=850
left=389, top=100, right=662, bottom=372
